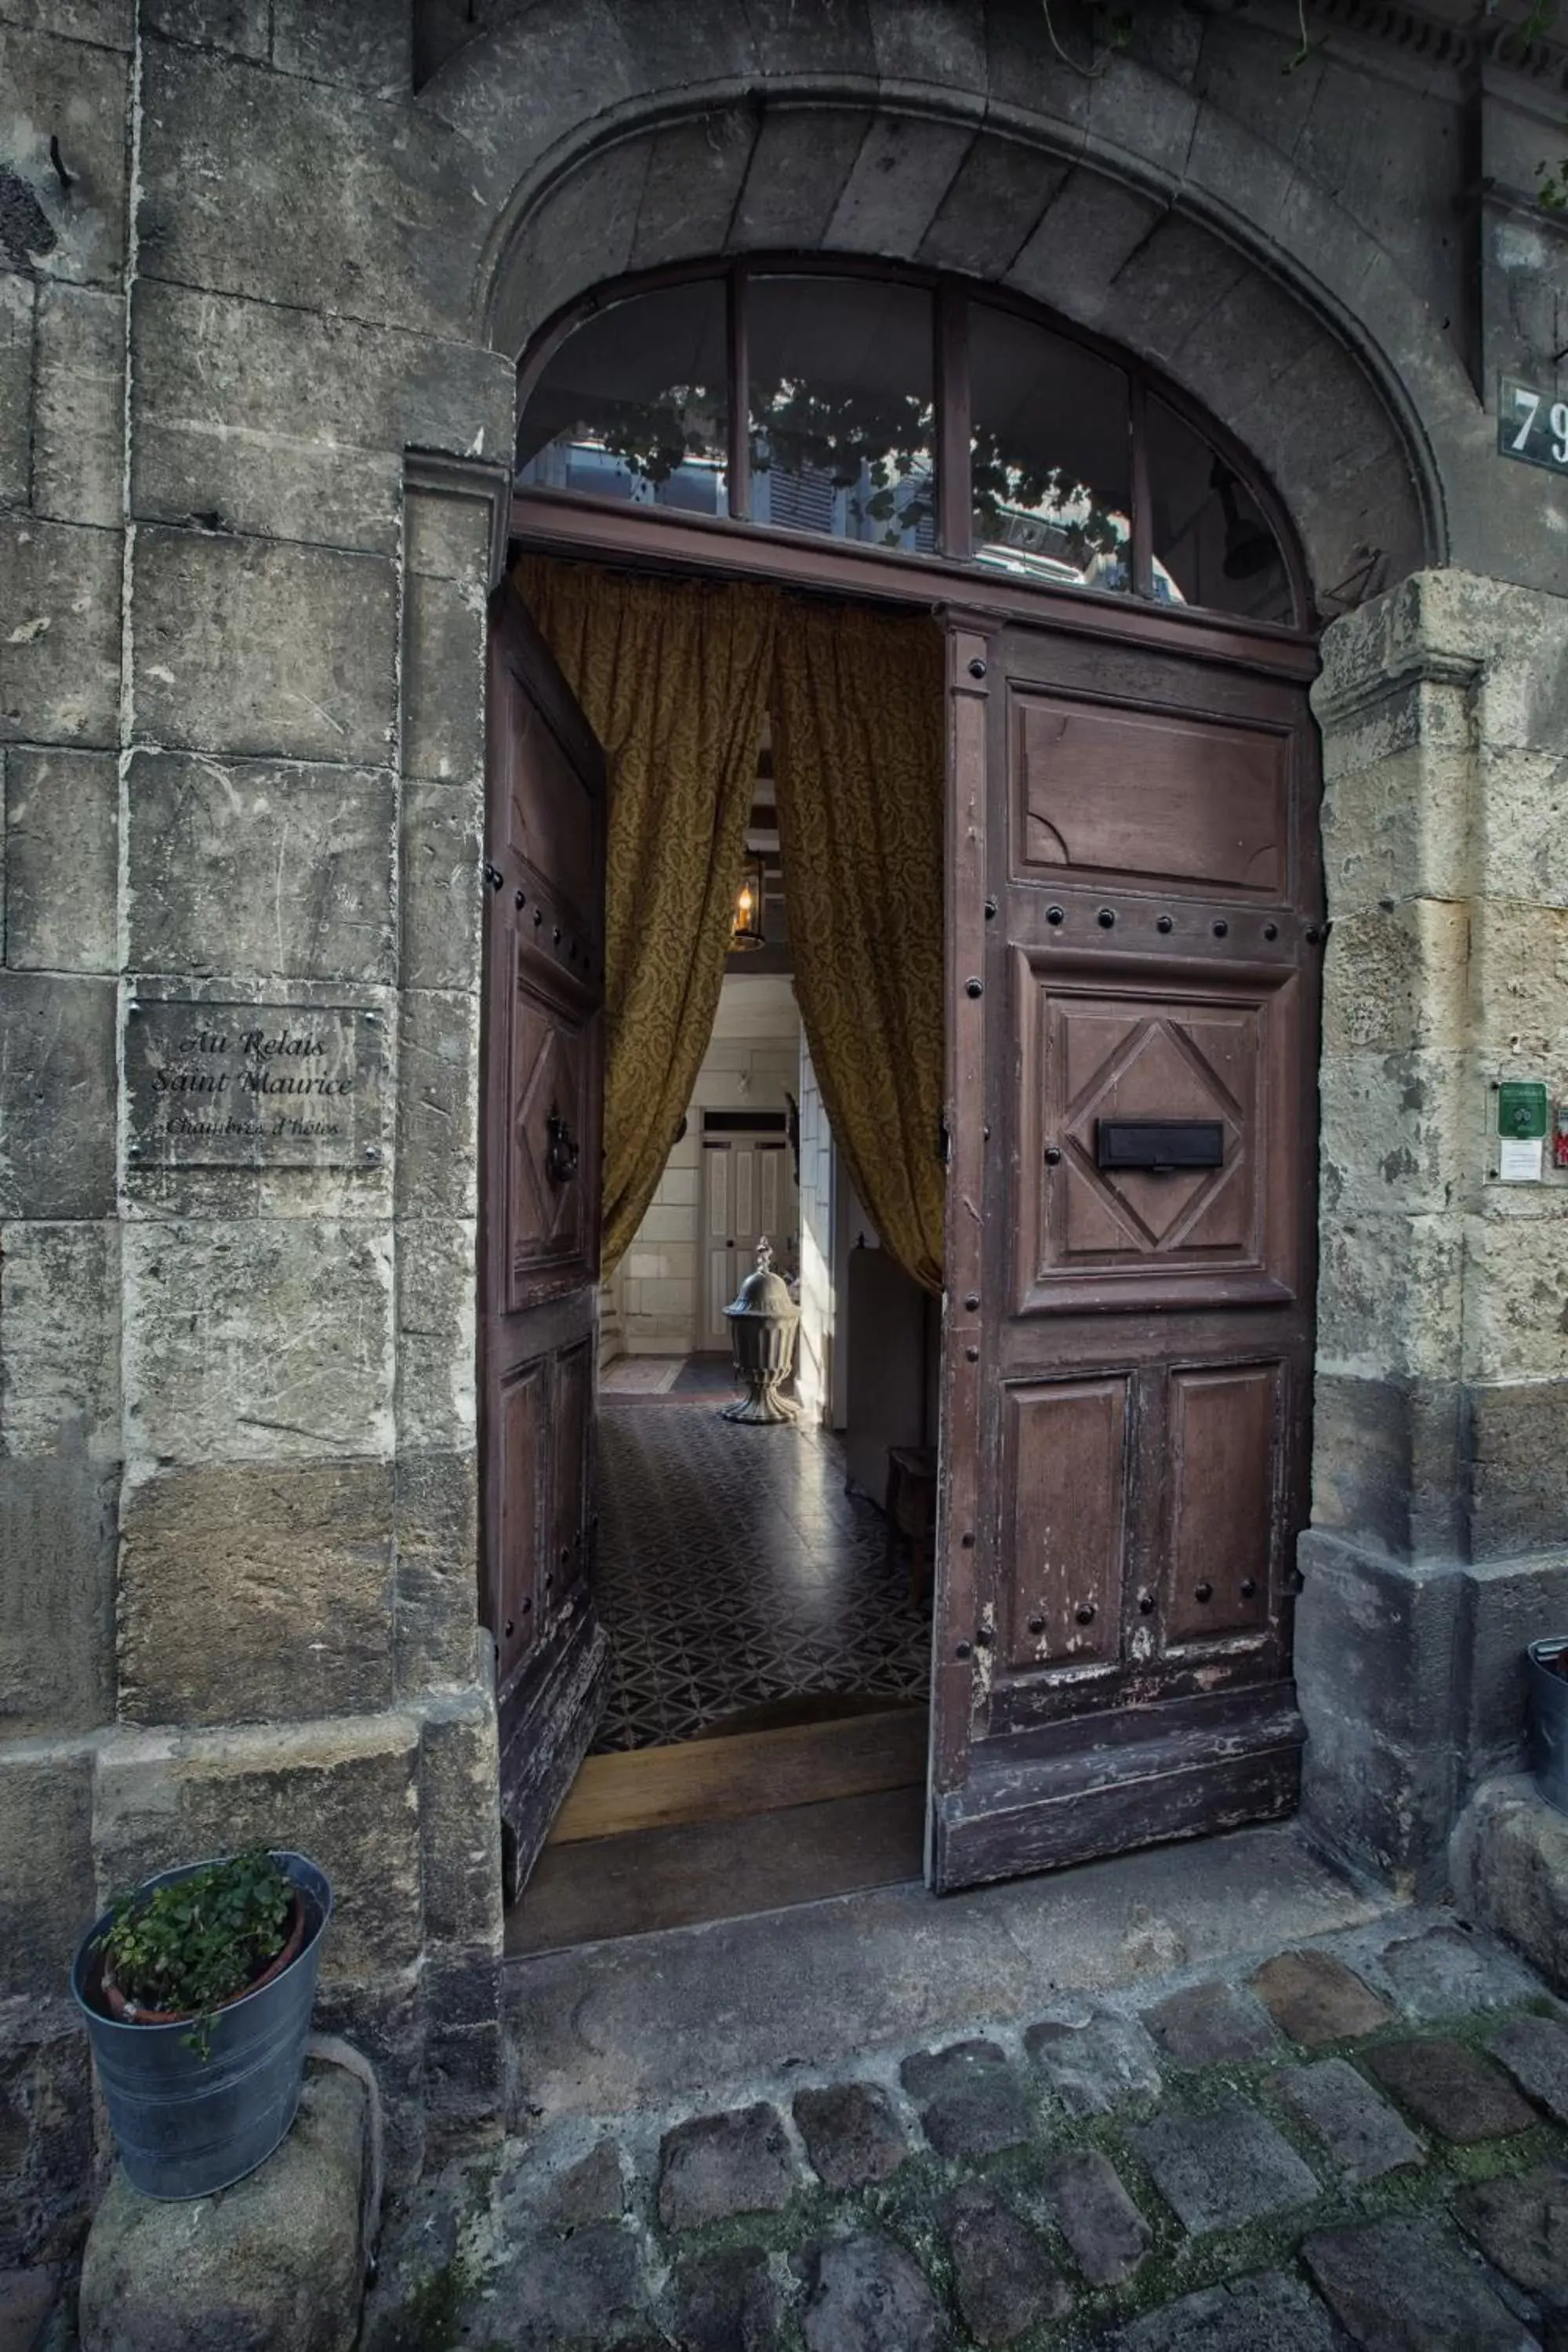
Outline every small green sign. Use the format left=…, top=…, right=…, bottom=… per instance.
left=1498, top=1081, right=1548, bottom=1140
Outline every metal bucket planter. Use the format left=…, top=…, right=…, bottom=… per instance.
left=71, top=1850, right=332, bottom=2200
left=1527, top=1640, right=1568, bottom=1817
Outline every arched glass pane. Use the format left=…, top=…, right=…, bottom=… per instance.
left=746, top=278, right=936, bottom=550
left=970, top=303, right=1132, bottom=593
left=1145, top=396, right=1294, bottom=622
left=516, top=281, right=729, bottom=516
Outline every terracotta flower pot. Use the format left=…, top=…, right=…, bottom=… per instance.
left=98, top=1891, right=308, bottom=2026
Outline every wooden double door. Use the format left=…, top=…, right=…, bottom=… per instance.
left=481, top=575, right=1320, bottom=1901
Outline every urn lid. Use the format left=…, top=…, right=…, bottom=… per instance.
left=724, top=1237, right=798, bottom=1321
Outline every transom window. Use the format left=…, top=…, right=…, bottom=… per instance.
left=516, top=262, right=1301, bottom=628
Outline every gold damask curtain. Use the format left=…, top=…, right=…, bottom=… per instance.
left=772, top=600, right=946, bottom=1294
left=514, top=557, right=777, bottom=1272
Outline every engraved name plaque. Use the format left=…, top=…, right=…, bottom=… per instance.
left=125, top=1000, right=384, bottom=1171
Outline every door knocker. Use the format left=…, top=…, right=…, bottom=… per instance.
left=545, top=1109, right=579, bottom=1185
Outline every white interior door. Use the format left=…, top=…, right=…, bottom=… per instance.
left=701, top=1137, right=796, bottom=1348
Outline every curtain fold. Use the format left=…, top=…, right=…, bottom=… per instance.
left=771, top=599, right=946, bottom=1294
left=514, top=556, right=778, bottom=1273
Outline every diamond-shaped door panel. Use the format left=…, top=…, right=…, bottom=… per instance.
left=507, top=969, right=592, bottom=1299
left=1016, top=959, right=1299, bottom=1313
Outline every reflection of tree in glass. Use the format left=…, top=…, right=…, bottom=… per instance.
left=750, top=377, right=935, bottom=544
left=564, top=387, right=721, bottom=485
left=971, top=427, right=1125, bottom=572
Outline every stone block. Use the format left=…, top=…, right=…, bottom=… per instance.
left=943, top=2180, right=1069, bottom=2343
left=136, top=44, right=474, bottom=338
left=1007, top=170, right=1163, bottom=326
left=800, top=2234, right=941, bottom=2352
left=1275, top=2057, right=1425, bottom=2183
left=1025, top=2008, right=1162, bottom=2113
left=0, top=1218, right=120, bottom=1457
left=1451, top=1775, right=1568, bottom=1994
left=1045, top=2148, right=1149, bottom=2288
left=541, top=2139, right=623, bottom=2227
left=1377, top=1921, right=1538, bottom=2017
left=1453, top=2164, right=1568, bottom=2300
left=1319, top=739, right=1474, bottom=913
left=0, top=1747, right=96, bottom=2000
left=792, top=2082, right=907, bottom=2189
left=395, top=1219, right=476, bottom=1454
left=485, top=2222, right=646, bottom=2350
left=1457, top=1553, right=1568, bottom=1788
left=1140, top=1980, right=1281, bottom=2067
left=0, top=2025, right=94, bottom=2272
left=402, top=566, right=485, bottom=786
left=404, top=487, right=495, bottom=588
left=3, top=748, right=118, bottom=972
left=869, top=0, right=985, bottom=92
left=824, top=115, right=974, bottom=256
left=671, top=2246, right=782, bottom=2352
left=394, top=1449, right=480, bottom=1693
left=78, top=2063, right=368, bottom=2352
left=1296, top=1534, right=1464, bottom=1893
left=1467, top=1390, right=1568, bottom=1564
left=400, top=779, right=482, bottom=995
left=730, top=108, right=874, bottom=254
left=1361, top=2034, right=1536, bottom=2140
left=1250, top=1950, right=1394, bottom=2047
left=0, top=1453, right=116, bottom=1733
left=1130, top=2095, right=1319, bottom=2234
left=0, top=274, right=33, bottom=508
left=488, top=141, right=648, bottom=357
left=130, top=285, right=513, bottom=556
left=94, top=1713, right=424, bottom=1984
left=916, top=132, right=1062, bottom=278
left=626, top=108, right=757, bottom=273
left=118, top=1457, right=396, bottom=1726
left=394, top=991, right=479, bottom=1221
left=0, top=25, right=131, bottom=283
left=123, top=1218, right=395, bottom=1470
left=657, top=2104, right=796, bottom=2230
left=141, top=0, right=269, bottom=54
left=32, top=285, right=122, bottom=528
left=1309, top=1372, right=1464, bottom=1559
left=270, top=0, right=409, bottom=91
left=132, top=528, right=397, bottom=766
left=125, top=752, right=396, bottom=984
left=1303, top=2214, right=1534, bottom=2352
left=0, top=516, right=122, bottom=748
left=0, top=974, right=115, bottom=1217
left=1476, top=744, right=1568, bottom=908
left=418, top=1690, right=502, bottom=1949
left=1102, top=213, right=1246, bottom=378
left=1111, top=2270, right=1345, bottom=2352
left=1472, top=899, right=1568, bottom=1068
left=1315, top=1210, right=1465, bottom=1384
left=899, top=2038, right=1031, bottom=2158
left=1487, top=2013, right=1568, bottom=2125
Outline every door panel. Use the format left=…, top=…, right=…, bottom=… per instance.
left=483, top=576, right=608, bottom=1902
left=931, top=619, right=1319, bottom=1890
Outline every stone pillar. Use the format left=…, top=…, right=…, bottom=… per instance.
left=1300, top=569, right=1568, bottom=1896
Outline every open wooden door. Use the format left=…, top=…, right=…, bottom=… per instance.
left=931, top=615, right=1321, bottom=1890
left=481, top=575, right=608, bottom=1902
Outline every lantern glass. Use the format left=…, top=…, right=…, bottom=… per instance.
left=731, top=853, right=767, bottom=952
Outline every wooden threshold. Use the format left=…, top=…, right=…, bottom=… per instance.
left=546, top=1704, right=928, bottom=1846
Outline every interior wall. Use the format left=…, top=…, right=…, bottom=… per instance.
left=796, top=1036, right=834, bottom=1425
left=615, top=975, right=801, bottom=1355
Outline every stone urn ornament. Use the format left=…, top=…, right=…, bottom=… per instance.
left=721, top=1236, right=801, bottom=1424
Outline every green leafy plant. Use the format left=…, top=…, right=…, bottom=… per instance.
left=97, top=1847, right=295, bottom=2057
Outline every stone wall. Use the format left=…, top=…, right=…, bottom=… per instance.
left=1300, top=570, right=1568, bottom=1896
left=1, top=0, right=1566, bottom=2260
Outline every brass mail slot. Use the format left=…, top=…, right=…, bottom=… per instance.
left=1097, top=1119, right=1224, bottom=1173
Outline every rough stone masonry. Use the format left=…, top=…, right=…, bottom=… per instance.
left=2, top=0, right=1568, bottom=2303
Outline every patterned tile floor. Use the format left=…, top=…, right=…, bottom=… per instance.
left=591, top=1394, right=933, bottom=1752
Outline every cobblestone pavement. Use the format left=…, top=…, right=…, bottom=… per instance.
left=365, top=1912, right=1568, bottom=2350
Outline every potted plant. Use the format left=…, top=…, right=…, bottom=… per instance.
left=1526, top=1639, right=1568, bottom=1817
left=71, top=1847, right=332, bottom=2200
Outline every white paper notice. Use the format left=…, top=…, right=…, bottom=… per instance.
left=1499, top=1137, right=1544, bottom=1182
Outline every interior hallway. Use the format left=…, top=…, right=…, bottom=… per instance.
left=590, top=1388, right=932, bottom=1755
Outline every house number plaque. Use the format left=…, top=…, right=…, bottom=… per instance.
left=1497, top=376, right=1568, bottom=477
left=125, top=1000, right=385, bottom=1170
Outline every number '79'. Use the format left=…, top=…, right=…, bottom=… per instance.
left=1510, top=385, right=1568, bottom=464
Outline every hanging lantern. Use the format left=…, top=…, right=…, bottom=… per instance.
left=730, top=851, right=767, bottom=952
